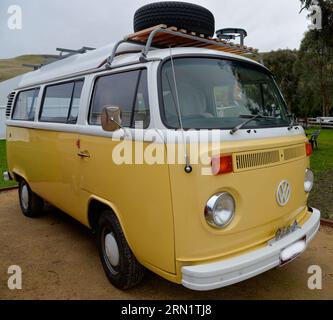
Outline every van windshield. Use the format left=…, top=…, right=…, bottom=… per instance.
left=160, top=57, right=289, bottom=130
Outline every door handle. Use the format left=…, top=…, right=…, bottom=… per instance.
left=77, top=150, right=90, bottom=158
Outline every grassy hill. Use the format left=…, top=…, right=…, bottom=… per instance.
left=0, top=55, right=51, bottom=82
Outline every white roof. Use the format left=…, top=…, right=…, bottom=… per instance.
left=18, top=43, right=262, bottom=89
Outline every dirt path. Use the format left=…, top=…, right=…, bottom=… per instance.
left=0, top=189, right=332, bottom=300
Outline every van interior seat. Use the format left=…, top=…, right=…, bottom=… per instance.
left=179, top=83, right=212, bottom=118
left=164, top=83, right=213, bottom=124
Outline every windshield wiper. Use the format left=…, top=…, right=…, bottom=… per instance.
left=287, top=118, right=295, bottom=130
left=287, top=114, right=299, bottom=130
left=230, top=114, right=275, bottom=135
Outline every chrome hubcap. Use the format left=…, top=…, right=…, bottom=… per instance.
left=21, top=185, right=29, bottom=210
left=104, top=232, right=120, bottom=267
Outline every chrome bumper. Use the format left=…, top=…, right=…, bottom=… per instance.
left=182, top=208, right=321, bottom=291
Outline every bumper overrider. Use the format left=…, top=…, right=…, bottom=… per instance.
left=182, top=208, right=321, bottom=291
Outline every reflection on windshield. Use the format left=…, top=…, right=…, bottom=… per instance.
left=161, top=58, right=289, bottom=130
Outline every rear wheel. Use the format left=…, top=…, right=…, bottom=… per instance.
left=18, top=180, right=44, bottom=218
left=96, top=210, right=144, bottom=289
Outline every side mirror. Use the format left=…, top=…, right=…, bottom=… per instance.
left=101, top=105, right=122, bottom=132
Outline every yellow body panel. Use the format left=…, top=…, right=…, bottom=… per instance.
left=6, top=127, right=85, bottom=221
left=6, top=126, right=310, bottom=284
left=6, top=127, right=176, bottom=275
left=78, top=134, right=175, bottom=274
left=169, top=140, right=309, bottom=261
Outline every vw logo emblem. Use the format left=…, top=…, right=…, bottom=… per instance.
left=276, top=180, right=291, bottom=207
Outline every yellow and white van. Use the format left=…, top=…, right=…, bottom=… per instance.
left=4, top=30, right=320, bottom=291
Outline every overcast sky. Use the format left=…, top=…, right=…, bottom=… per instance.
left=0, top=0, right=309, bottom=59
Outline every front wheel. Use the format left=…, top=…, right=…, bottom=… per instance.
left=18, top=180, right=44, bottom=218
left=96, top=211, right=144, bottom=290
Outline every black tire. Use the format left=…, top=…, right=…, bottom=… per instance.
left=97, top=211, right=144, bottom=290
left=134, top=2, right=215, bottom=37
left=18, top=180, right=44, bottom=218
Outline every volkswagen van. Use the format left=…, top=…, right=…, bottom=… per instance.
left=3, top=27, right=321, bottom=291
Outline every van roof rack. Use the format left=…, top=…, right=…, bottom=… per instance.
left=56, top=46, right=96, bottom=57
left=106, top=24, right=258, bottom=68
left=22, top=63, right=44, bottom=70
left=216, top=28, right=248, bottom=46
left=21, top=48, right=97, bottom=71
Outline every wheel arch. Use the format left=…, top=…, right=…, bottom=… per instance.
left=11, top=170, right=26, bottom=183
left=87, top=196, right=125, bottom=234
left=87, top=196, right=142, bottom=260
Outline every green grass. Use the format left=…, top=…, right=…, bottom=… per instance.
left=305, top=129, right=333, bottom=219
left=0, top=140, right=17, bottom=189
left=0, top=55, right=49, bottom=82
left=306, top=129, right=333, bottom=174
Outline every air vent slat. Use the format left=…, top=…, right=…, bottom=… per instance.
left=283, top=146, right=305, bottom=161
left=5, top=92, right=16, bottom=119
left=234, top=145, right=306, bottom=172
left=235, top=150, right=280, bottom=171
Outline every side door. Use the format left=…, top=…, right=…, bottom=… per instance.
left=78, top=69, right=176, bottom=274
left=32, top=80, right=85, bottom=220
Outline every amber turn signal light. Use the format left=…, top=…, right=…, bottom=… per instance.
left=305, top=142, right=313, bottom=157
left=212, top=155, right=233, bottom=175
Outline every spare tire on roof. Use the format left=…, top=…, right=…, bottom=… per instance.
left=133, top=2, right=215, bottom=37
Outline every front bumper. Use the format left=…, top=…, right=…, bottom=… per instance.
left=182, top=208, right=321, bottom=291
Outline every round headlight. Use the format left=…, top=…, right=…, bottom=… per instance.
left=304, top=169, right=314, bottom=193
left=205, top=193, right=235, bottom=228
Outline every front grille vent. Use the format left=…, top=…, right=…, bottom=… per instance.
left=283, top=145, right=305, bottom=161
left=235, top=150, right=281, bottom=170
left=234, top=144, right=306, bottom=172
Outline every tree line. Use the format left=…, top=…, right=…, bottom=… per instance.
left=261, top=0, right=332, bottom=117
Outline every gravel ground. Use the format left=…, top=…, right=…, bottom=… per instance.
left=0, top=189, right=333, bottom=300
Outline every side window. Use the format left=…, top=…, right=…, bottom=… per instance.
left=69, top=81, right=84, bottom=123
left=133, top=70, right=150, bottom=127
left=90, top=69, right=150, bottom=128
left=40, top=80, right=83, bottom=123
left=12, top=88, right=40, bottom=121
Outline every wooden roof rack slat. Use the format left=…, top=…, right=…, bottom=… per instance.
left=129, top=24, right=167, bottom=39
left=105, top=25, right=258, bottom=68
left=128, top=25, right=257, bottom=52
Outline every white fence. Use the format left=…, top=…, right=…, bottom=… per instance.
left=0, top=106, right=6, bottom=139
left=298, top=117, right=333, bottom=129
